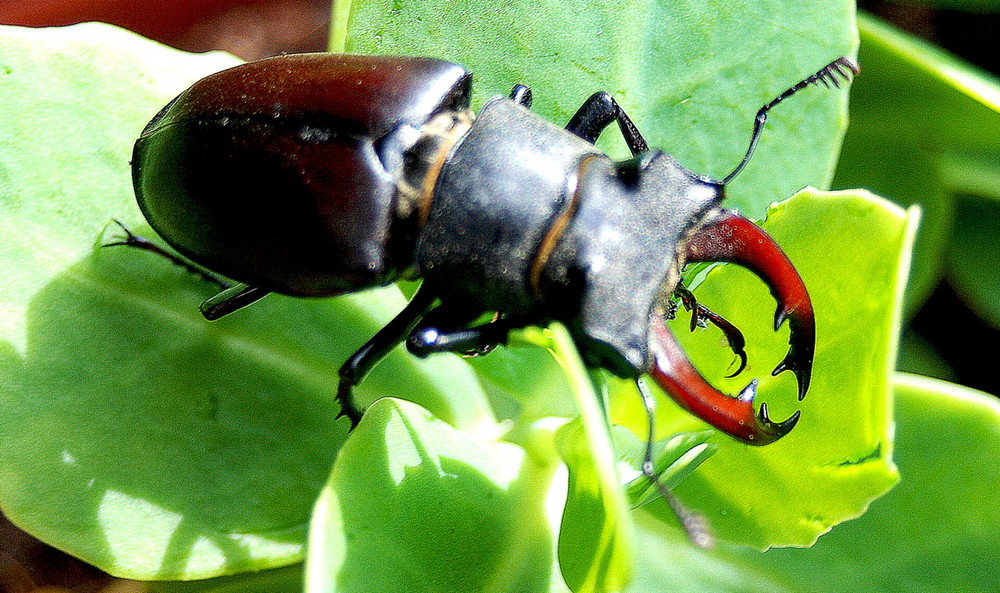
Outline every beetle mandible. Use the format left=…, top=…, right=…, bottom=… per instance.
left=126, top=53, right=857, bottom=445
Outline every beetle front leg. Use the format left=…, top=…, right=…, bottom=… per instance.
left=683, top=210, right=815, bottom=401
left=648, top=315, right=800, bottom=445
left=565, top=92, right=649, bottom=155
left=673, top=283, right=748, bottom=377
left=635, top=378, right=713, bottom=547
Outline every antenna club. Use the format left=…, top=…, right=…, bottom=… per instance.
left=721, top=56, right=859, bottom=185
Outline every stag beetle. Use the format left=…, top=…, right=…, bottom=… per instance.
left=124, top=53, right=857, bottom=445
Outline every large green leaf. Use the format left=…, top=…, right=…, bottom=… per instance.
left=335, top=0, right=857, bottom=218
left=738, top=373, right=1000, bottom=592
left=150, top=372, right=1000, bottom=592
left=305, top=397, right=558, bottom=593
left=618, top=374, right=1000, bottom=593
left=0, top=1, right=888, bottom=588
left=0, top=23, right=494, bottom=579
left=645, top=189, right=914, bottom=548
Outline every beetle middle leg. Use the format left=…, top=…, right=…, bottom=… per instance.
left=406, top=307, right=519, bottom=358
left=336, top=284, right=438, bottom=426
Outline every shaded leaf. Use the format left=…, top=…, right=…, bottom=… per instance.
left=834, top=13, right=1000, bottom=309
left=619, top=373, right=1000, bottom=593
left=0, top=23, right=493, bottom=579
left=305, top=398, right=558, bottom=593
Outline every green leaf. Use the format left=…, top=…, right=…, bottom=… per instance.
left=549, top=325, right=633, bottom=593
left=652, top=189, right=915, bottom=548
left=338, top=0, right=857, bottom=218
left=0, top=23, right=495, bottom=579
left=613, top=429, right=716, bottom=511
left=613, top=373, right=1000, bottom=593
left=147, top=565, right=304, bottom=593
left=834, top=13, right=1000, bottom=309
left=948, top=196, right=1000, bottom=328
left=0, top=1, right=875, bottom=588
left=152, top=373, right=1000, bottom=592
left=719, top=373, right=1000, bottom=592
left=304, top=398, right=559, bottom=593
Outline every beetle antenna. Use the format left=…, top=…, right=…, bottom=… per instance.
left=635, top=379, right=714, bottom=548
left=721, top=57, right=859, bottom=185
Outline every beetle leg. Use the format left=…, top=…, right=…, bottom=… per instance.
left=103, top=220, right=273, bottom=319
left=508, top=84, right=533, bottom=107
left=648, top=315, right=800, bottom=445
left=565, top=91, right=649, bottom=155
left=635, top=379, right=713, bottom=548
left=406, top=310, right=516, bottom=358
left=102, top=219, right=231, bottom=289
left=673, top=283, right=748, bottom=377
left=199, top=284, right=271, bottom=320
left=337, top=285, right=437, bottom=427
left=682, top=210, right=815, bottom=401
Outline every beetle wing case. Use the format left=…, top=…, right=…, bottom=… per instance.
left=132, top=53, right=471, bottom=296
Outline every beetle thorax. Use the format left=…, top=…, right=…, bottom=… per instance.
left=415, top=97, right=724, bottom=377
left=537, top=151, right=724, bottom=375
left=415, top=98, right=605, bottom=316
left=393, top=110, right=474, bottom=226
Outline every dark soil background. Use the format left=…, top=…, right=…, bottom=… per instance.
left=859, top=0, right=1000, bottom=398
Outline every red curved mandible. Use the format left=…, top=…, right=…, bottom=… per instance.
left=648, top=316, right=799, bottom=445
left=683, top=210, right=815, bottom=400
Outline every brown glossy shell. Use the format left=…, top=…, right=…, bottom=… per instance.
left=132, top=53, right=471, bottom=296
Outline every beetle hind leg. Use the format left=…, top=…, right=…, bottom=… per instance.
left=102, top=219, right=272, bottom=320
left=103, top=219, right=230, bottom=289
left=336, top=285, right=438, bottom=427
